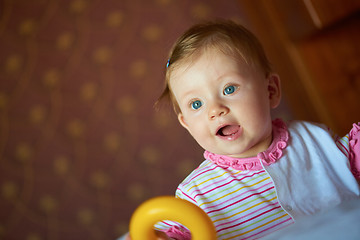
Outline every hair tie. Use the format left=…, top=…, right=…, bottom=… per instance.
left=166, top=59, right=170, bottom=68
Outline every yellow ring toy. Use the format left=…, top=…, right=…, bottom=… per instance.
left=129, top=196, right=217, bottom=240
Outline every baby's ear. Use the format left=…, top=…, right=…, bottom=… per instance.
left=178, top=113, right=189, bottom=130
left=268, top=73, right=281, bottom=108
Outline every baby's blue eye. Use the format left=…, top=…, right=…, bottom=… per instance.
left=224, top=85, right=236, bottom=95
left=191, top=100, right=202, bottom=110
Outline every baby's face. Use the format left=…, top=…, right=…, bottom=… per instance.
left=170, top=48, right=280, bottom=158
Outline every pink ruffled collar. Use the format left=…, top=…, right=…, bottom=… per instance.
left=204, top=119, right=289, bottom=171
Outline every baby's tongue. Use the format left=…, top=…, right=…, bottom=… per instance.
left=221, top=125, right=239, bottom=136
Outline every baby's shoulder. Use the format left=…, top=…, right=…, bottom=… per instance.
left=179, top=160, right=214, bottom=184
left=287, top=120, right=328, bottom=131
left=286, top=120, right=333, bottom=138
left=284, top=120, right=339, bottom=150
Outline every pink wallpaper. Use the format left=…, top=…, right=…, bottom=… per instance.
left=0, top=0, right=292, bottom=239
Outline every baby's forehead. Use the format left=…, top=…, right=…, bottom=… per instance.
left=172, top=48, right=252, bottom=77
left=173, top=47, right=237, bottom=69
left=171, top=54, right=254, bottom=88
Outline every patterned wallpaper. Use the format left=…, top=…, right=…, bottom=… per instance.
left=0, top=0, right=261, bottom=239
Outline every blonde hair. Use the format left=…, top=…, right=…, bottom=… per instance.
left=156, top=20, right=272, bottom=113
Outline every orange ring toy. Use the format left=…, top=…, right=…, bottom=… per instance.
left=129, top=196, right=217, bottom=240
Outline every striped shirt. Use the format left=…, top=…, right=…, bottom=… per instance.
left=155, top=120, right=360, bottom=239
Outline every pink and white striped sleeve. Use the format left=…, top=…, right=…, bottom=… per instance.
left=336, top=123, right=360, bottom=180
left=154, top=189, right=193, bottom=240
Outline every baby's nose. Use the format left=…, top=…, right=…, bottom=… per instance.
left=208, top=103, right=229, bottom=119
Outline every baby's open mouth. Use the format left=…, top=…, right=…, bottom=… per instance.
left=216, top=125, right=240, bottom=136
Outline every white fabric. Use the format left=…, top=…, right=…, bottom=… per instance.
left=262, top=198, right=360, bottom=240
left=264, top=121, right=360, bottom=219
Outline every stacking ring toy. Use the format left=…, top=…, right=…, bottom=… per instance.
left=129, top=196, right=217, bottom=240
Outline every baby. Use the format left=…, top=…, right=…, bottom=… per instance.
left=126, top=20, right=360, bottom=240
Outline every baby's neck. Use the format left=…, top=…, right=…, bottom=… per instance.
left=227, top=132, right=273, bottom=159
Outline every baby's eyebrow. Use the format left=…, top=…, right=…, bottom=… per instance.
left=179, top=88, right=197, bottom=99
left=215, top=72, right=242, bottom=82
left=180, top=91, right=194, bottom=101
